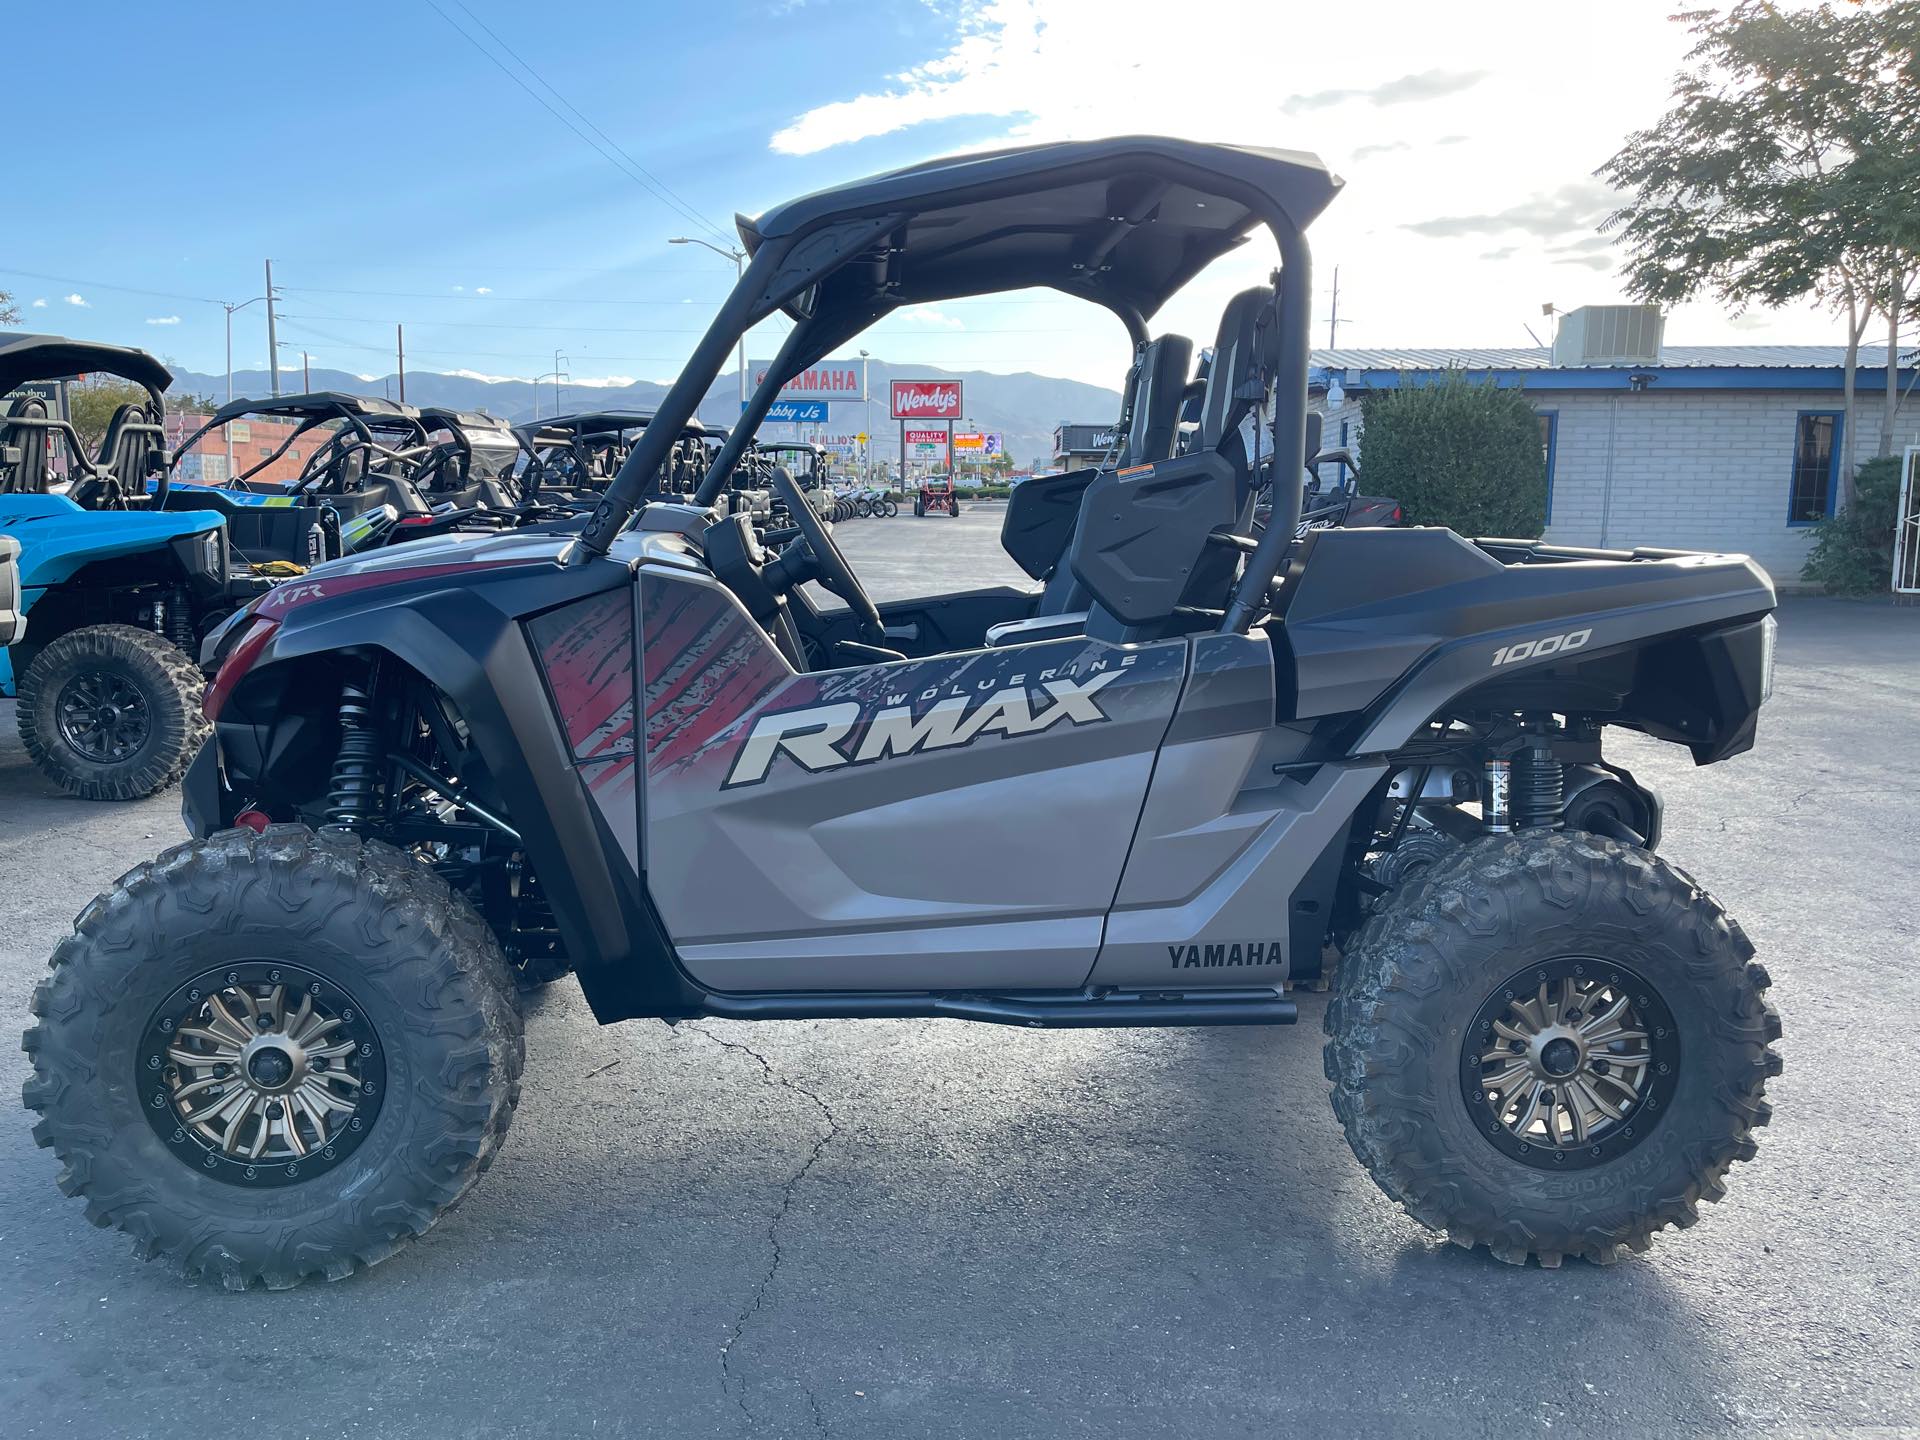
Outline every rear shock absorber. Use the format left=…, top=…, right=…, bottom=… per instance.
left=1511, top=723, right=1564, bottom=830
left=324, top=675, right=383, bottom=830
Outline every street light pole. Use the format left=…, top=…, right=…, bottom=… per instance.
left=221, top=294, right=272, bottom=482
left=670, top=236, right=747, bottom=411
left=859, top=348, right=872, bottom=481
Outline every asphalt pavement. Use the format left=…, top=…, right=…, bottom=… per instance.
left=1, top=504, right=1916, bottom=1438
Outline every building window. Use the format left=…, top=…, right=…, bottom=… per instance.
left=1788, top=412, right=1842, bottom=524
left=1338, top=419, right=1349, bottom=448
left=1537, top=411, right=1558, bottom=523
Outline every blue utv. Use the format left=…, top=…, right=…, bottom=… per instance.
left=0, top=335, right=277, bottom=799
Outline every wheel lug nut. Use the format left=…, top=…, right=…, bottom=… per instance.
left=212, top=1063, right=230, bottom=1078
left=1565, top=1008, right=1582, bottom=1022
left=1592, top=1059, right=1609, bottom=1075
left=267, top=1101, right=284, bottom=1118
left=1508, top=1040, right=1524, bottom=1053
left=312, top=1057, right=328, bottom=1072
left=256, top=1015, right=274, bottom=1030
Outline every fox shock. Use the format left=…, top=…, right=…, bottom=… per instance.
left=324, top=676, right=383, bottom=829
left=1482, top=722, right=1565, bottom=833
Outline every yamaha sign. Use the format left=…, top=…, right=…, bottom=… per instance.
left=749, top=359, right=867, bottom=403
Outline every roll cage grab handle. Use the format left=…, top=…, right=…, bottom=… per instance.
left=572, top=196, right=1313, bottom=638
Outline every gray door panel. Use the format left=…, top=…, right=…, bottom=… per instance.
left=640, top=567, right=1187, bottom=993
left=1090, top=630, right=1385, bottom=987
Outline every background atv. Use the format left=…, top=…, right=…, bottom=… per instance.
left=914, top=474, right=959, bottom=516
left=0, top=335, right=276, bottom=799
left=25, top=139, right=1781, bottom=1290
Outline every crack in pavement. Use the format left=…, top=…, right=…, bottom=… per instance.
left=685, top=1022, right=844, bottom=1438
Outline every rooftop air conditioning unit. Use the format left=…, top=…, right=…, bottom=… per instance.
left=1551, top=305, right=1665, bottom=366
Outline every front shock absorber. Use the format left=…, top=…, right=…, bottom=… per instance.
left=165, top=585, right=194, bottom=653
left=324, top=675, right=382, bottom=830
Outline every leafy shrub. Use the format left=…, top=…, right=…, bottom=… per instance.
left=1357, top=373, right=1548, bottom=537
left=1801, top=456, right=1903, bottom=596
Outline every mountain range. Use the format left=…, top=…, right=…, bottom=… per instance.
left=166, top=360, right=1124, bottom=470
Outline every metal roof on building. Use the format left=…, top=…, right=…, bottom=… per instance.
left=1312, top=344, right=1876, bottom=372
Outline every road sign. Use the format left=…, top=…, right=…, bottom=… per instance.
left=856, top=432, right=868, bottom=444
left=752, top=399, right=829, bottom=424
left=889, top=380, right=963, bottom=420
left=749, top=359, right=866, bottom=402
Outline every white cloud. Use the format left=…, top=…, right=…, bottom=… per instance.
left=63, top=293, right=89, bottom=308
left=568, top=374, right=637, bottom=388
left=475, top=286, right=493, bottom=295
left=762, top=0, right=1850, bottom=380
left=900, top=305, right=964, bottom=330
left=145, top=315, right=182, bottom=326
left=447, top=367, right=531, bottom=383
left=452, top=285, right=465, bottom=292
left=30, top=297, right=47, bottom=308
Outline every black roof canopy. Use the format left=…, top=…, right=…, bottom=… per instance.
left=0, top=333, right=173, bottom=398
left=516, top=410, right=707, bottom=442
left=741, top=136, right=1342, bottom=327
left=202, top=391, right=421, bottom=427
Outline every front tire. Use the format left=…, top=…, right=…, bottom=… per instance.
left=23, top=825, right=525, bottom=1290
left=17, top=624, right=208, bottom=800
left=1324, top=831, right=1780, bottom=1267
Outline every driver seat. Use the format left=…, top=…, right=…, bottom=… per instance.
left=71, top=401, right=165, bottom=508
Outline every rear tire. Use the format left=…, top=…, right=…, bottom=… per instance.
left=18, top=624, right=207, bottom=800
left=22, top=825, right=525, bottom=1290
left=1324, top=831, right=1779, bottom=1267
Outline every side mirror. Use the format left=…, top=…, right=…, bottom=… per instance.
left=1303, top=411, right=1323, bottom=467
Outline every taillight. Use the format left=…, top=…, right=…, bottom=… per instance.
left=201, top=616, right=279, bottom=721
left=1391, top=506, right=1403, bottom=522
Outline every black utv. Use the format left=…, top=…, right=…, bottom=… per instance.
left=25, top=137, right=1780, bottom=1290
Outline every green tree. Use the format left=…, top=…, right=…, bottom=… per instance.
left=67, top=376, right=150, bottom=452
left=1357, top=374, right=1547, bottom=537
left=1599, top=1, right=1920, bottom=508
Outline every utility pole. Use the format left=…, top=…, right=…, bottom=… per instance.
left=265, top=259, right=281, bottom=397
left=396, top=324, right=406, bottom=404
left=554, top=349, right=566, bottom=416
left=859, top=349, right=872, bottom=480
left=1327, top=265, right=1341, bottom=349
left=302, top=352, right=311, bottom=391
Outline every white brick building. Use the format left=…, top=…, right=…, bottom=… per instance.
left=1311, top=339, right=1918, bottom=586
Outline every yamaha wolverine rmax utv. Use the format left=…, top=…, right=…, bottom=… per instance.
left=0, top=336, right=280, bottom=799
left=24, top=138, right=1781, bottom=1290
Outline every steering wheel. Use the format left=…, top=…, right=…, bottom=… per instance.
left=769, top=468, right=884, bottom=645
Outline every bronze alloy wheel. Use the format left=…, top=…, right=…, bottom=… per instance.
left=1462, top=958, right=1679, bottom=1171
left=139, top=962, right=386, bottom=1187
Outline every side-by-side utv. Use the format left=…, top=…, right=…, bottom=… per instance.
left=25, top=138, right=1780, bottom=1291
left=0, top=336, right=276, bottom=798
left=162, top=393, right=437, bottom=562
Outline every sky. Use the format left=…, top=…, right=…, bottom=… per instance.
left=0, top=0, right=1861, bottom=394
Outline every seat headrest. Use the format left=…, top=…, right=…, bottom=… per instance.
left=1123, top=334, right=1194, bottom=466
left=1198, top=286, right=1280, bottom=453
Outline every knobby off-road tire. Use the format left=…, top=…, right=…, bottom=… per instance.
left=1324, top=830, right=1781, bottom=1267
left=22, top=825, right=525, bottom=1290
left=17, top=624, right=208, bottom=800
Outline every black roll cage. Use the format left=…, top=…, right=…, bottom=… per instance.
left=571, top=138, right=1334, bottom=636
left=169, top=396, right=431, bottom=494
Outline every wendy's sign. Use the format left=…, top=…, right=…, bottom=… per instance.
left=888, top=380, right=963, bottom=420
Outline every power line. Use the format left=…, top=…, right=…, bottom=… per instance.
left=0, top=267, right=225, bottom=307
left=280, top=310, right=1093, bottom=337
left=420, top=0, right=733, bottom=248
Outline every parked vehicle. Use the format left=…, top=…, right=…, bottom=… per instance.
left=0, top=336, right=278, bottom=798
left=162, top=393, right=438, bottom=564
left=915, top=474, right=959, bottom=516
left=0, top=534, right=22, bottom=646
left=25, top=138, right=1780, bottom=1289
